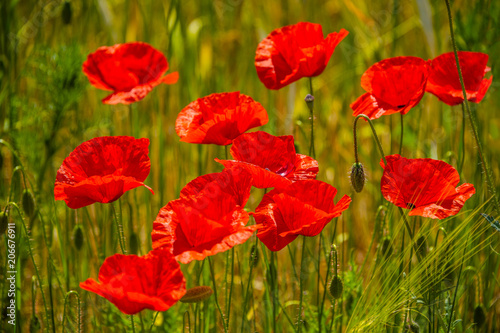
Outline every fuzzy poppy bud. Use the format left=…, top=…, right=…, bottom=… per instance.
left=180, top=286, right=213, bottom=303
left=22, top=189, right=36, bottom=218
left=129, top=232, right=139, bottom=255
left=350, top=162, right=365, bottom=193
left=61, top=1, right=72, bottom=25
left=0, top=211, right=8, bottom=235
left=250, top=244, right=259, bottom=267
left=473, top=305, right=486, bottom=328
left=329, top=275, right=343, bottom=299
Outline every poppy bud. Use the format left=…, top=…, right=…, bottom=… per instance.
left=328, top=275, right=343, bottom=299
left=473, top=305, right=486, bottom=328
left=350, top=162, right=365, bottom=193
left=180, top=286, right=213, bottom=303
left=72, top=225, right=84, bottom=251
left=0, top=211, right=8, bottom=235
left=61, top=1, right=72, bottom=25
left=22, top=189, right=36, bottom=218
left=250, top=244, right=259, bottom=267
left=416, top=235, right=427, bottom=257
left=30, top=315, right=41, bottom=332
left=129, top=232, right=139, bottom=255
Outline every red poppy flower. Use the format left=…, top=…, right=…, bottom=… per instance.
left=252, top=180, right=351, bottom=251
left=80, top=249, right=186, bottom=315
left=215, top=131, right=318, bottom=189
left=151, top=167, right=258, bottom=263
left=380, top=154, right=475, bottom=219
left=83, top=42, right=178, bottom=105
left=55, top=136, right=154, bottom=209
left=426, top=51, right=492, bottom=106
left=255, top=22, right=348, bottom=90
left=175, top=92, right=269, bottom=146
left=351, top=56, right=429, bottom=119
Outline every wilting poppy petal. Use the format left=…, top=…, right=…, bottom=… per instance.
left=380, top=154, right=475, bottom=219
left=252, top=180, right=351, bottom=251
left=351, top=56, right=429, bottom=119
left=215, top=131, right=318, bottom=189
left=175, top=92, right=268, bottom=145
left=55, top=136, right=154, bottom=209
left=255, top=22, right=348, bottom=90
left=83, top=42, right=178, bottom=105
left=152, top=168, right=257, bottom=263
left=426, top=51, right=492, bottom=106
left=79, top=249, right=186, bottom=315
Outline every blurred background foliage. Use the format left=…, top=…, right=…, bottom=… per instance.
left=0, top=0, right=499, bottom=331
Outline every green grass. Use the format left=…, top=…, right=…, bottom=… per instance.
left=1, top=0, right=499, bottom=332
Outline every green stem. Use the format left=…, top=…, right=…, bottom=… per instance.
left=446, top=237, right=468, bottom=333
left=226, top=248, right=235, bottom=329
left=150, top=312, right=160, bottom=332
left=399, top=113, right=404, bottom=155
left=444, top=0, right=500, bottom=216
left=458, top=102, right=466, bottom=174
left=307, top=77, right=315, bottom=159
left=241, top=237, right=258, bottom=333
left=208, top=257, right=228, bottom=333
left=353, top=114, right=387, bottom=165
left=111, top=202, right=127, bottom=255
left=270, top=251, right=278, bottom=333
left=62, top=291, right=81, bottom=333
left=328, top=301, right=336, bottom=333
left=8, top=202, right=50, bottom=332
left=297, top=236, right=307, bottom=333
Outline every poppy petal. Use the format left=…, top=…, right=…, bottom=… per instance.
left=80, top=249, right=186, bottom=315
left=152, top=169, right=256, bottom=263
left=175, top=92, right=268, bottom=145
left=253, top=180, right=350, bottom=251
left=55, top=136, right=153, bottom=209
left=426, top=51, right=491, bottom=106
left=352, top=57, right=428, bottom=119
left=83, top=42, right=177, bottom=105
left=255, top=22, right=348, bottom=90
left=381, top=154, right=475, bottom=219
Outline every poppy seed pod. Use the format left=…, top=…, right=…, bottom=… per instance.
left=473, top=305, right=486, bottom=328
left=328, top=275, right=343, bottom=299
left=72, top=225, right=84, bottom=251
left=350, top=162, right=365, bottom=193
left=61, top=1, right=72, bottom=25
left=22, top=189, right=36, bottom=218
left=0, top=211, right=8, bottom=235
left=180, top=286, right=213, bottom=303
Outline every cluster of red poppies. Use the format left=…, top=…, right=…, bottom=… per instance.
left=53, top=21, right=488, bottom=317
left=351, top=52, right=492, bottom=119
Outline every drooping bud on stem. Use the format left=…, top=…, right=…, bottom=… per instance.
left=62, top=1, right=72, bottom=25
left=350, top=162, right=366, bottom=193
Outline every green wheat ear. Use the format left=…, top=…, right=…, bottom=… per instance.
left=180, top=286, right=214, bottom=303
